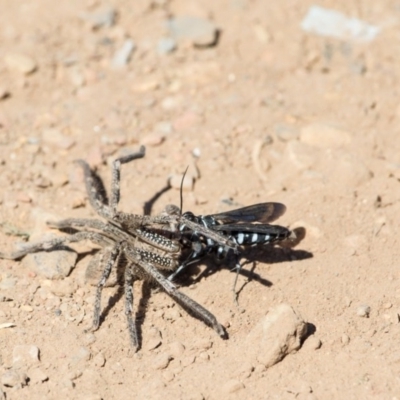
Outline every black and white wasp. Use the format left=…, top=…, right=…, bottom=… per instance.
left=166, top=202, right=294, bottom=292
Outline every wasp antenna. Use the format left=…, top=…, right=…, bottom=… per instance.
left=179, top=166, right=189, bottom=216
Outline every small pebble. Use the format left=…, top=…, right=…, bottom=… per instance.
left=152, top=353, right=172, bottom=370
left=16, top=192, right=32, bottom=203
left=71, top=195, right=86, bottom=209
left=112, top=39, right=135, bottom=68
left=168, top=341, right=185, bottom=357
left=300, top=123, right=351, bottom=148
left=162, top=370, right=175, bottom=382
left=34, top=177, right=52, bottom=188
left=193, top=338, right=213, bottom=351
left=169, top=173, right=194, bottom=191
left=1, top=369, right=28, bottom=388
left=382, top=302, right=392, bottom=310
left=157, top=37, right=177, bottom=55
left=0, top=87, right=10, bottom=100
left=222, top=379, right=245, bottom=394
left=42, top=129, right=75, bottom=150
left=93, top=352, right=106, bottom=367
left=5, top=53, right=37, bottom=74
left=71, top=347, right=91, bottom=364
left=274, top=124, right=299, bottom=142
left=357, top=305, right=371, bottom=318
left=141, top=133, right=165, bottom=147
left=192, top=147, right=201, bottom=158
left=167, top=16, right=218, bottom=47
left=29, top=368, right=48, bottom=384
left=0, top=277, right=17, bottom=290
left=49, top=278, right=77, bottom=296
left=79, top=6, right=116, bottom=29
left=13, top=345, right=40, bottom=366
left=132, top=80, right=160, bottom=93
left=20, top=305, right=33, bottom=312
left=302, top=336, right=322, bottom=351
left=181, top=355, right=196, bottom=367
left=341, top=334, right=350, bottom=345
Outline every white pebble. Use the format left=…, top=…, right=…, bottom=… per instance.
left=5, top=53, right=37, bottom=74
left=357, top=305, right=371, bottom=318
left=112, top=39, right=135, bottom=68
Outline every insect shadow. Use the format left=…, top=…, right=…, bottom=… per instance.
left=174, top=226, right=312, bottom=302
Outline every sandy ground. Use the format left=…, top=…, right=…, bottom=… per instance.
left=0, top=1, right=400, bottom=399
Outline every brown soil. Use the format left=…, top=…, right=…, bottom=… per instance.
left=0, top=1, right=399, bottom=399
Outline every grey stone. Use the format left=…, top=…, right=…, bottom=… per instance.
left=111, top=39, right=135, bottom=68
left=157, top=37, right=177, bottom=55
left=22, top=249, right=77, bottom=280
left=301, top=6, right=380, bottom=42
left=167, top=16, right=219, bottom=47
left=79, top=7, right=116, bottom=29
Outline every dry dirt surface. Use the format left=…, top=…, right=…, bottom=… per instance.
left=0, top=1, right=399, bottom=399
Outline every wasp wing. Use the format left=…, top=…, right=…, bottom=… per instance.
left=208, top=203, right=286, bottom=224
left=212, top=223, right=291, bottom=235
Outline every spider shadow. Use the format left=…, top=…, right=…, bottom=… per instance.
left=143, top=183, right=172, bottom=216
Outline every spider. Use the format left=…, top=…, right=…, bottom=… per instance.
left=0, top=146, right=225, bottom=349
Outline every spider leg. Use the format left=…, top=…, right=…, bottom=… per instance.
left=75, top=159, right=113, bottom=219
left=124, top=263, right=139, bottom=350
left=125, top=246, right=226, bottom=338
left=0, top=231, right=113, bottom=260
left=109, top=146, right=146, bottom=215
left=90, top=243, right=122, bottom=332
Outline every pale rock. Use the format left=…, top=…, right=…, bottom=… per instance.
left=111, top=39, right=135, bottom=68
left=221, top=379, right=245, bottom=393
left=5, top=53, right=37, bottom=74
left=79, top=6, right=116, bottom=29
left=1, top=369, right=28, bottom=388
left=286, top=141, right=318, bottom=170
left=300, top=123, right=351, bottom=148
left=141, top=132, right=165, bottom=147
left=274, top=124, right=299, bottom=142
left=157, top=37, right=177, bottom=54
left=245, top=303, right=307, bottom=368
left=302, top=335, right=322, bottom=351
left=152, top=353, right=172, bottom=370
left=169, top=173, right=194, bottom=191
left=71, top=347, right=91, bottom=364
left=93, top=352, right=106, bottom=367
left=168, top=341, right=185, bottom=357
left=42, top=129, right=75, bottom=150
left=341, top=334, right=350, bottom=345
left=13, top=345, right=40, bottom=366
left=357, top=305, right=371, bottom=318
left=132, top=79, right=160, bottom=93
left=29, top=368, right=48, bottom=384
left=167, top=16, right=219, bottom=47
left=49, top=277, right=77, bottom=296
